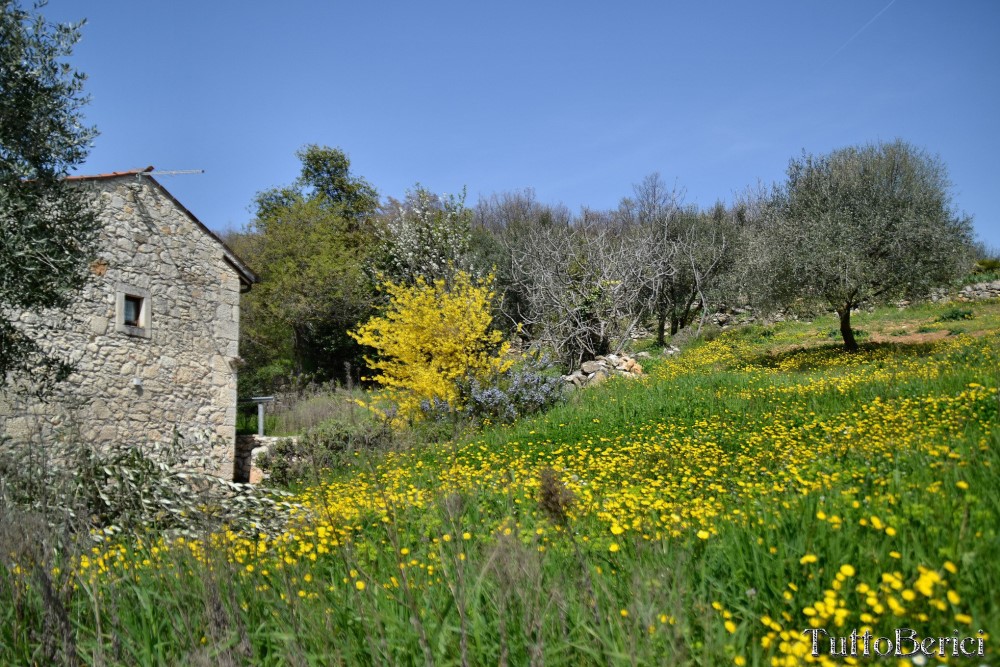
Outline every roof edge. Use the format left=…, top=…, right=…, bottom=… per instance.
left=65, top=166, right=155, bottom=181
left=68, top=168, right=258, bottom=286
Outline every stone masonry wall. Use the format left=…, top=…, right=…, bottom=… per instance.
left=235, top=435, right=296, bottom=484
left=0, top=175, right=243, bottom=479
left=929, top=280, right=1000, bottom=303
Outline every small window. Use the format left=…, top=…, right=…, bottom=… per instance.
left=115, top=284, right=151, bottom=338
left=123, top=295, right=143, bottom=327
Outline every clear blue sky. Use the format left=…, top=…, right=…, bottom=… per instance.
left=42, top=1, right=1000, bottom=248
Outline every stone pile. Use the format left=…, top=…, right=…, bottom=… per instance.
left=709, top=306, right=756, bottom=328
left=561, top=352, right=647, bottom=388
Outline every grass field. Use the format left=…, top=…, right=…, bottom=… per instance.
left=3, top=300, right=999, bottom=665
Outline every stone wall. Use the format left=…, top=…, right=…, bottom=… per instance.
left=928, top=280, right=1000, bottom=303
left=0, top=174, right=247, bottom=479
left=235, top=435, right=294, bottom=484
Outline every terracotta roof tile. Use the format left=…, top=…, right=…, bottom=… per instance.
left=65, top=166, right=154, bottom=181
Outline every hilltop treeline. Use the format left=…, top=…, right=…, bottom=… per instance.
left=227, top=140, right=979, bottom=395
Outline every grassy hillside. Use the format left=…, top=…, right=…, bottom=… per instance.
left=3, top=300, right=999, bottom=665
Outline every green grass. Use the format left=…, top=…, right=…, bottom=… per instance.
left=960, top=267, right=1000, bottom=285
left=237, top=388, right=371, bottom=437
left=3, top=300, right=999, bottom=665
left=235, top=409, right=278, bottom=436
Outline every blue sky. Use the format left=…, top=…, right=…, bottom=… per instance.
left=42, top=1, right=1000, bottom=248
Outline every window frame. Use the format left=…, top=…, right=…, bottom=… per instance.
left=115, top=284, right=151, bottom=338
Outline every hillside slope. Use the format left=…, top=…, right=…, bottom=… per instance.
left=4, top=301, right=999, bottom=665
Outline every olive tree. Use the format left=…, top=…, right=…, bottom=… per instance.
left=0, top=1, right=98, bottom=392
left=748, top=140, right=973, bottom=351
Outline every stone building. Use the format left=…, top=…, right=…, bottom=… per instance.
left=0, top=167, right=256, bottom=479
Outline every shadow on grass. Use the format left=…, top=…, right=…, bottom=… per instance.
left=746, top=339, right=944, bottom=372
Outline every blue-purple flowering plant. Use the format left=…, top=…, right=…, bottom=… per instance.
left=459, top=354, right=565, bottom=424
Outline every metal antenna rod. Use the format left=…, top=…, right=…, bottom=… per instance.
left=141, top=169, right=205, bottom=177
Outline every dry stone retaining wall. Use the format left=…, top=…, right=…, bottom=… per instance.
left=235, top=434, right=292, bottom=484
left=929, top=280, right=1000, bottom=303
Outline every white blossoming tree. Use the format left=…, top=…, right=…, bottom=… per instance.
left=371, top=185, right=477, bottom=286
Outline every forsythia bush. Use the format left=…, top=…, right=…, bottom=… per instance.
left=350, top=271, right=512, bottom=422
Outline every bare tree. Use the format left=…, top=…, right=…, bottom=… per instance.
left=474, top=190, right=572, bottom=335
left=682, top=214, right=729, bottom=335
left=619, top=174, right=732, bottom=344
left=475, top=188, right=571, bottom=233
left=503, top=215, right=653, bottom=369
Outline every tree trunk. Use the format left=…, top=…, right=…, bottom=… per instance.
left=291, top=324, right=308, bottom=376
left=656, top=312, right=667, bottom=346
left=837, top=305, right=858, bottom=352
left=680, top=292, right=699, bottom=332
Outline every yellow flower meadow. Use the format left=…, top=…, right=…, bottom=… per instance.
left=19, top=324, right=995, bottom=665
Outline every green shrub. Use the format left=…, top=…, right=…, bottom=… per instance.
left=257, top=417, right=393, bottom=487
left=729, top=324, right=775, bottom=343
left=974, top=257, right=1000, bottom=273
left=235, top=408, right=279, bottom=436
left=937, top=307, right=974, bottom=322
left=957, top=257, right=1000, bottom=285
left=698, top=324, right=724, bottom=342
left=670, top=323, right=723, bottom=347
left=0, top=430, right=297, bottom=542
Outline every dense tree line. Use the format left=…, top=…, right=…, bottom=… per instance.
left=229, top=139, right=975, bottom=397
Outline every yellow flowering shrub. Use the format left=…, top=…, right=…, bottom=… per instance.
left=349, top=270, right=512, bottom=422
